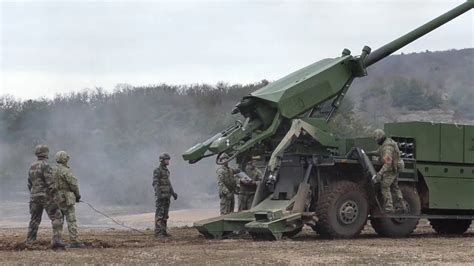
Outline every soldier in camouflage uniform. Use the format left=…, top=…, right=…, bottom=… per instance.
left=153, top=153, right=178, bottom=239
left=54, top=151, right=84, bottom=248
left=238, top=159, right=262, bottom=211
left=371, top=129, right=406, bottom=213
left=26, top=145, right=65, bottom=249
left=217, top=154, right=240, bottom=215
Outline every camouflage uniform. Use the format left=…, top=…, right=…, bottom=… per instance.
left=153, top=153, right=177, bottom=238
left=373, top=129, right=405, bottom=213
left=217, top=165, right=240, bottom=215
left=26, top=145, right=64, bottom=248
left=54, top=151, right=82, bottom=245
left=238, top=162, right=262, bottom=211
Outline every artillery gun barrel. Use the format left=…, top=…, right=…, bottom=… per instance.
left=365, top=0, right=473, bottom=67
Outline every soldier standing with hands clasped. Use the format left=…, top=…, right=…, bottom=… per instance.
left=26, top=145, right=66, bottom=249
left=153, top=153, right=178, bottom=239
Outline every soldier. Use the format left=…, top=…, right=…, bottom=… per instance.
left=371, top=129, right=406, bottom=213
left=26, top=145, right=65, bottom=249
left=153, top=153, right=178, bottom=239
left=216, top=154, right=240, bottom=215
left=238, top=158, right=262, bottom=211
left=54, top=151, right=84, bottom=248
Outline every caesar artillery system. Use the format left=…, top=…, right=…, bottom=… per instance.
left=183, top=1, right=474, bottom=240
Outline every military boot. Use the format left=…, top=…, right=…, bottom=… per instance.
left=25, top=238, right=35, bottom=245
left=154, top=234, right=168, bottom=240
left=24, top=240, right=35, bottom=249
left=155, top=229, right=171, bottom=239
left=26, top=230, right=37, bottom=244
left=162, top=221, right=171, bottom=237
left=51, top=236, right=66, bottom=250
left=69, top=241, right=86, bottom=248
left=382, top=198, right=394, bottom=214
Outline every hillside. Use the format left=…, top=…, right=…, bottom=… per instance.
left=350, top=48, right=474, bottom=126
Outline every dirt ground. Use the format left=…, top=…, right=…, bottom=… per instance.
left=1, top=219, right=473, bottom=265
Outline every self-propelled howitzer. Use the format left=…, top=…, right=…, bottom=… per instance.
left=182, top=1, right=473, bottom=165
left=185, top=2, right=473, bottom=241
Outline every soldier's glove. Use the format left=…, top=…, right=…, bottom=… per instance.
left=221, top=188, right=230, bottom=197
left=76, top=195, right=81, bottom=203
left=371, top=174, right=381, bottom=184
left=371, top=175, right=377, bottom=184
left=266, top=173, right=277, bottom=186
left=172, top=192, right=178, bottom=200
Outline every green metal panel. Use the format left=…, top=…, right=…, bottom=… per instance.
left=340, top=139, right=355, bottom=155
left=300, top=118, right=338, bottom=148
left=440, top=124, right=464, bottom=163
left=251, top=56, right=353, bottom=119
left=424, top=177, right=474, bottom=209
left=418, top=163, right=474, bottom=210
left=385, top=122, right=440, bottom=162
left=465, top=125, right=474, bottom=164
left=354, top=138, right=379, bottom=154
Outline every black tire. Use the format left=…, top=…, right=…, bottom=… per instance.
left=371, top=185, right=420, bottom=237
left=429, top=219, right=472, bottom=234
left=313, top=181, right=369, bottom=238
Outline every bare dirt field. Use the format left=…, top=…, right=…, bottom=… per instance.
left=1, top=218, right=473, bottom=265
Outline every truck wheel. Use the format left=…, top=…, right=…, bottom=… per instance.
left=313, top=181, right=368, bottom=238
left=370, top=185, right=420, bottom=237
left=429, top=219, right=472, bottom=234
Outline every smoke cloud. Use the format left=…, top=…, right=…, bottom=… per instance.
left=0, top=82, right=265, bottom=221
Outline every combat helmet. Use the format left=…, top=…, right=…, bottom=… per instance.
left=35, top=144, right=49, bottom=158
left=159, top=152, right=171, bottom=162
left=55, top=150, right=70, bottom=164
left=217, top=153, right=231, bottom=165
left=373, top=129, right=386, bottom=144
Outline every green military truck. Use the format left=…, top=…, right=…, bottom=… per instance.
left=183, top=1, right=474, bottom=240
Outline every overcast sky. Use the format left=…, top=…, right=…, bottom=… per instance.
left=1, top=0, right=473, bottom=99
